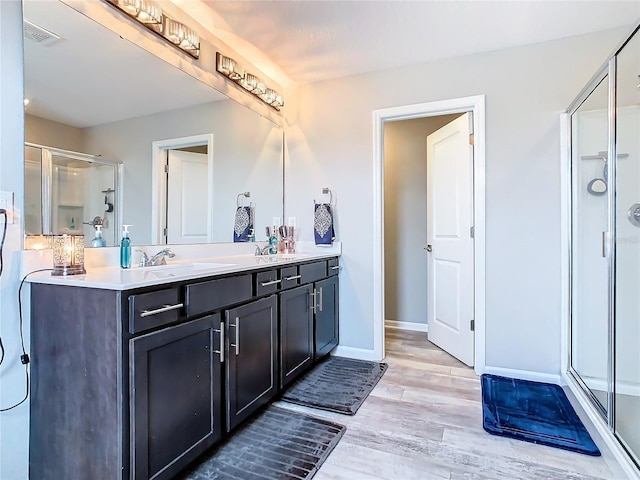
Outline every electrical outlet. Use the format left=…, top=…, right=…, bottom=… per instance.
left=0, top=191, right=14, bottom=224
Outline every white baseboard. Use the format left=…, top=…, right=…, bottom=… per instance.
left=482, top=366, right=561, bottom=385
left=563, top=372, right=640, bottom=480
left=385, top=319, right=428, bottom=332
left=332, top=345, right=381, bottom=362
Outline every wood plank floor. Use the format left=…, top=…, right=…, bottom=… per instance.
left=274, top=328, right=616, bottom=480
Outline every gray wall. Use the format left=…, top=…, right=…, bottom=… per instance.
left=83, top=100, right=283, bottom=245
left=383, top=115, right=461, bottom=326
left=284, top=28, right=627, bottom=374
left=0, top=3, right=27, bottom=480
left=25, top=114, right=83, bottom=151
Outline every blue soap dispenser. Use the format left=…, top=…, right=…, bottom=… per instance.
left=120, top=224, right=132, bottom=269
left=91, top=225, right=106, bottom=247
left=268, top=225, right=278, bottom=254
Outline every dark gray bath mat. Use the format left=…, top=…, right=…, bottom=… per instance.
left=180, top=406, right=345, bottom=480
left=281, top=356, right=388, bottom=415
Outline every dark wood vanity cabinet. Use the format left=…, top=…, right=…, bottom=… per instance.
left=313, top=275, right=339, bottom=359
left=279, top=284, right=314, bottom=389
left=130, top=314, right=223, bottom=480
left=29, top=256, right=339, bottom=480
left=29, top=285, right=125, bottom=480
left=279, top=259, right=339, bottom=385
left=299, top=258, right=340, bottom=359
left=225, top=296, right=278, bottom=431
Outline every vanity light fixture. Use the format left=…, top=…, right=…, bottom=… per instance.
left=216, top=52, right=284, bottom=110
left=51, top=234, right=86, bottom=276
left=105, top=0, right=200, bottom=59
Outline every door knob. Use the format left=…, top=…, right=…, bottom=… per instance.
left=424, top=245, right=432, bottom=252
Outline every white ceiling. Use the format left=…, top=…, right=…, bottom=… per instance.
left=23, top=0, right=225, bottom=128
left=21, top=1, right=640, bottom=128
left=192, top=0, right=640, bottom=86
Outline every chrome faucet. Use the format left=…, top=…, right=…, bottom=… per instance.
left=148, top=248, right=176, bottom=266
left=137, top=250, right=149, bottom=267
left=254, top=244, right=272, bottom=256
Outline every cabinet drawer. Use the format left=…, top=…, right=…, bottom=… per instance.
left=299, top=261, right=327, bottom=284
left=129, top=287, right=182, bottom=334
left=185, top=274, right=252, bottom=317
left=280, top=266, right=300, bottom=290
left=255, top=270, right=281, bottom=296
left=328, top=257, right=341, bottom=276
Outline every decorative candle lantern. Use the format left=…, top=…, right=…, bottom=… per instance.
left=52, top=234, right=86, bottom=276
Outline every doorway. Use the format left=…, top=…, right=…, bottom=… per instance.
left=373, top=95, right=486, bottom=372
left=151, top=134, right=214, bottom=245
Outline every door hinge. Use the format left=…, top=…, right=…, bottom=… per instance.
left=470, top=319, right=475, bottom=331
left=164, top=164, right=169, bottom=173
left=470, top=226, right=475, bottom=238
left=469, top=133, right=474, bottom=145
left=163, top=227, right=168, bottom=236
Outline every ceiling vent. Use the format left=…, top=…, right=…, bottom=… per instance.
left=23, top=20, right=61, bottom=46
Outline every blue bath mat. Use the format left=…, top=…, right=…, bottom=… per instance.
left=481, top=374, right=600, bottom=456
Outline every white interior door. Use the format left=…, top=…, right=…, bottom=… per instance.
left=426, top=113, right=475, bottom=366
left=166, top=150, right=209, bottom=244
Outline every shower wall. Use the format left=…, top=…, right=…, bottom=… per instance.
left=569, top=24, right=640, bottom=469
left=572, top=105, right=640, bottom=391
left=571, top=107, right=609, bottom=392
left=614, top=106, right=640, bottom=391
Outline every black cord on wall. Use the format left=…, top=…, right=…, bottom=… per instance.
left=0, top=209, right=7, bottom=367
left=0, top=204, right=52, bottom=410
left=0, top=268, right=52, bottom=412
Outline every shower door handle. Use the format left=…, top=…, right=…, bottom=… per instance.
left=424, top=245, right=432, bottom=252
left=601, top=231, right=607, bottom=258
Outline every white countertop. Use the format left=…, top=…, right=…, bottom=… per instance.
left=25, top=251, right=340, bottom=290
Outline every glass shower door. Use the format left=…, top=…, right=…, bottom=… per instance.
left=570, top=75, right=610, bottom=416
left=614, top=28, right=640, bottom=466
left=24, top=144, right=44, bottom=235
left=23, top=144, right=120, bottom=247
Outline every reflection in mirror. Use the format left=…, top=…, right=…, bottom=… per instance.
left=23, top=0, right=284, bottom=248
left=24, top=143, right=121, bottom=247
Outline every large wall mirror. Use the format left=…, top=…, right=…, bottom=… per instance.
left=23, top=0, right=284, bottom=248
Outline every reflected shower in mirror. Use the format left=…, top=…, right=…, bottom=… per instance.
left=24, top=143, right=121, bottom=248
left=23, top=0, right=283, bottom=248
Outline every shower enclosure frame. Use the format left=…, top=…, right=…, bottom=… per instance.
left=25, top=142, right=123, bottom=246
left=563, top=23, right=640, bottom=477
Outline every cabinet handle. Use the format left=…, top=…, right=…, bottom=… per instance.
left=284, top=275, right=301, bottom=281
left=260, top=279, right=282, bottom=287
left=213, top=321, right=225, bottom=363
left=139, top=302, right=183, bottom=318
left=310, top=290, right=316, bottom=314
left=318, top=287, right=323, bottom=312
left=330, top=266, right=341, bottom=271
left=230, top=317, right=240, bottom=355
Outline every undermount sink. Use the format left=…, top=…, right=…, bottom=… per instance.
left=135, top=262, right=235, bottom=277
left=254, top=253, right=311, bottom=263
left=275, top=254, right=311, bottom=260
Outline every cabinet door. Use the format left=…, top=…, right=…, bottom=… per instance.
left=315, top=276, right=339, bottom=359
left=226, top=295, right=278, bottom=432
left=130, top=314, right=223, bottom=480
left=280, top=284, right=314, bottom=389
